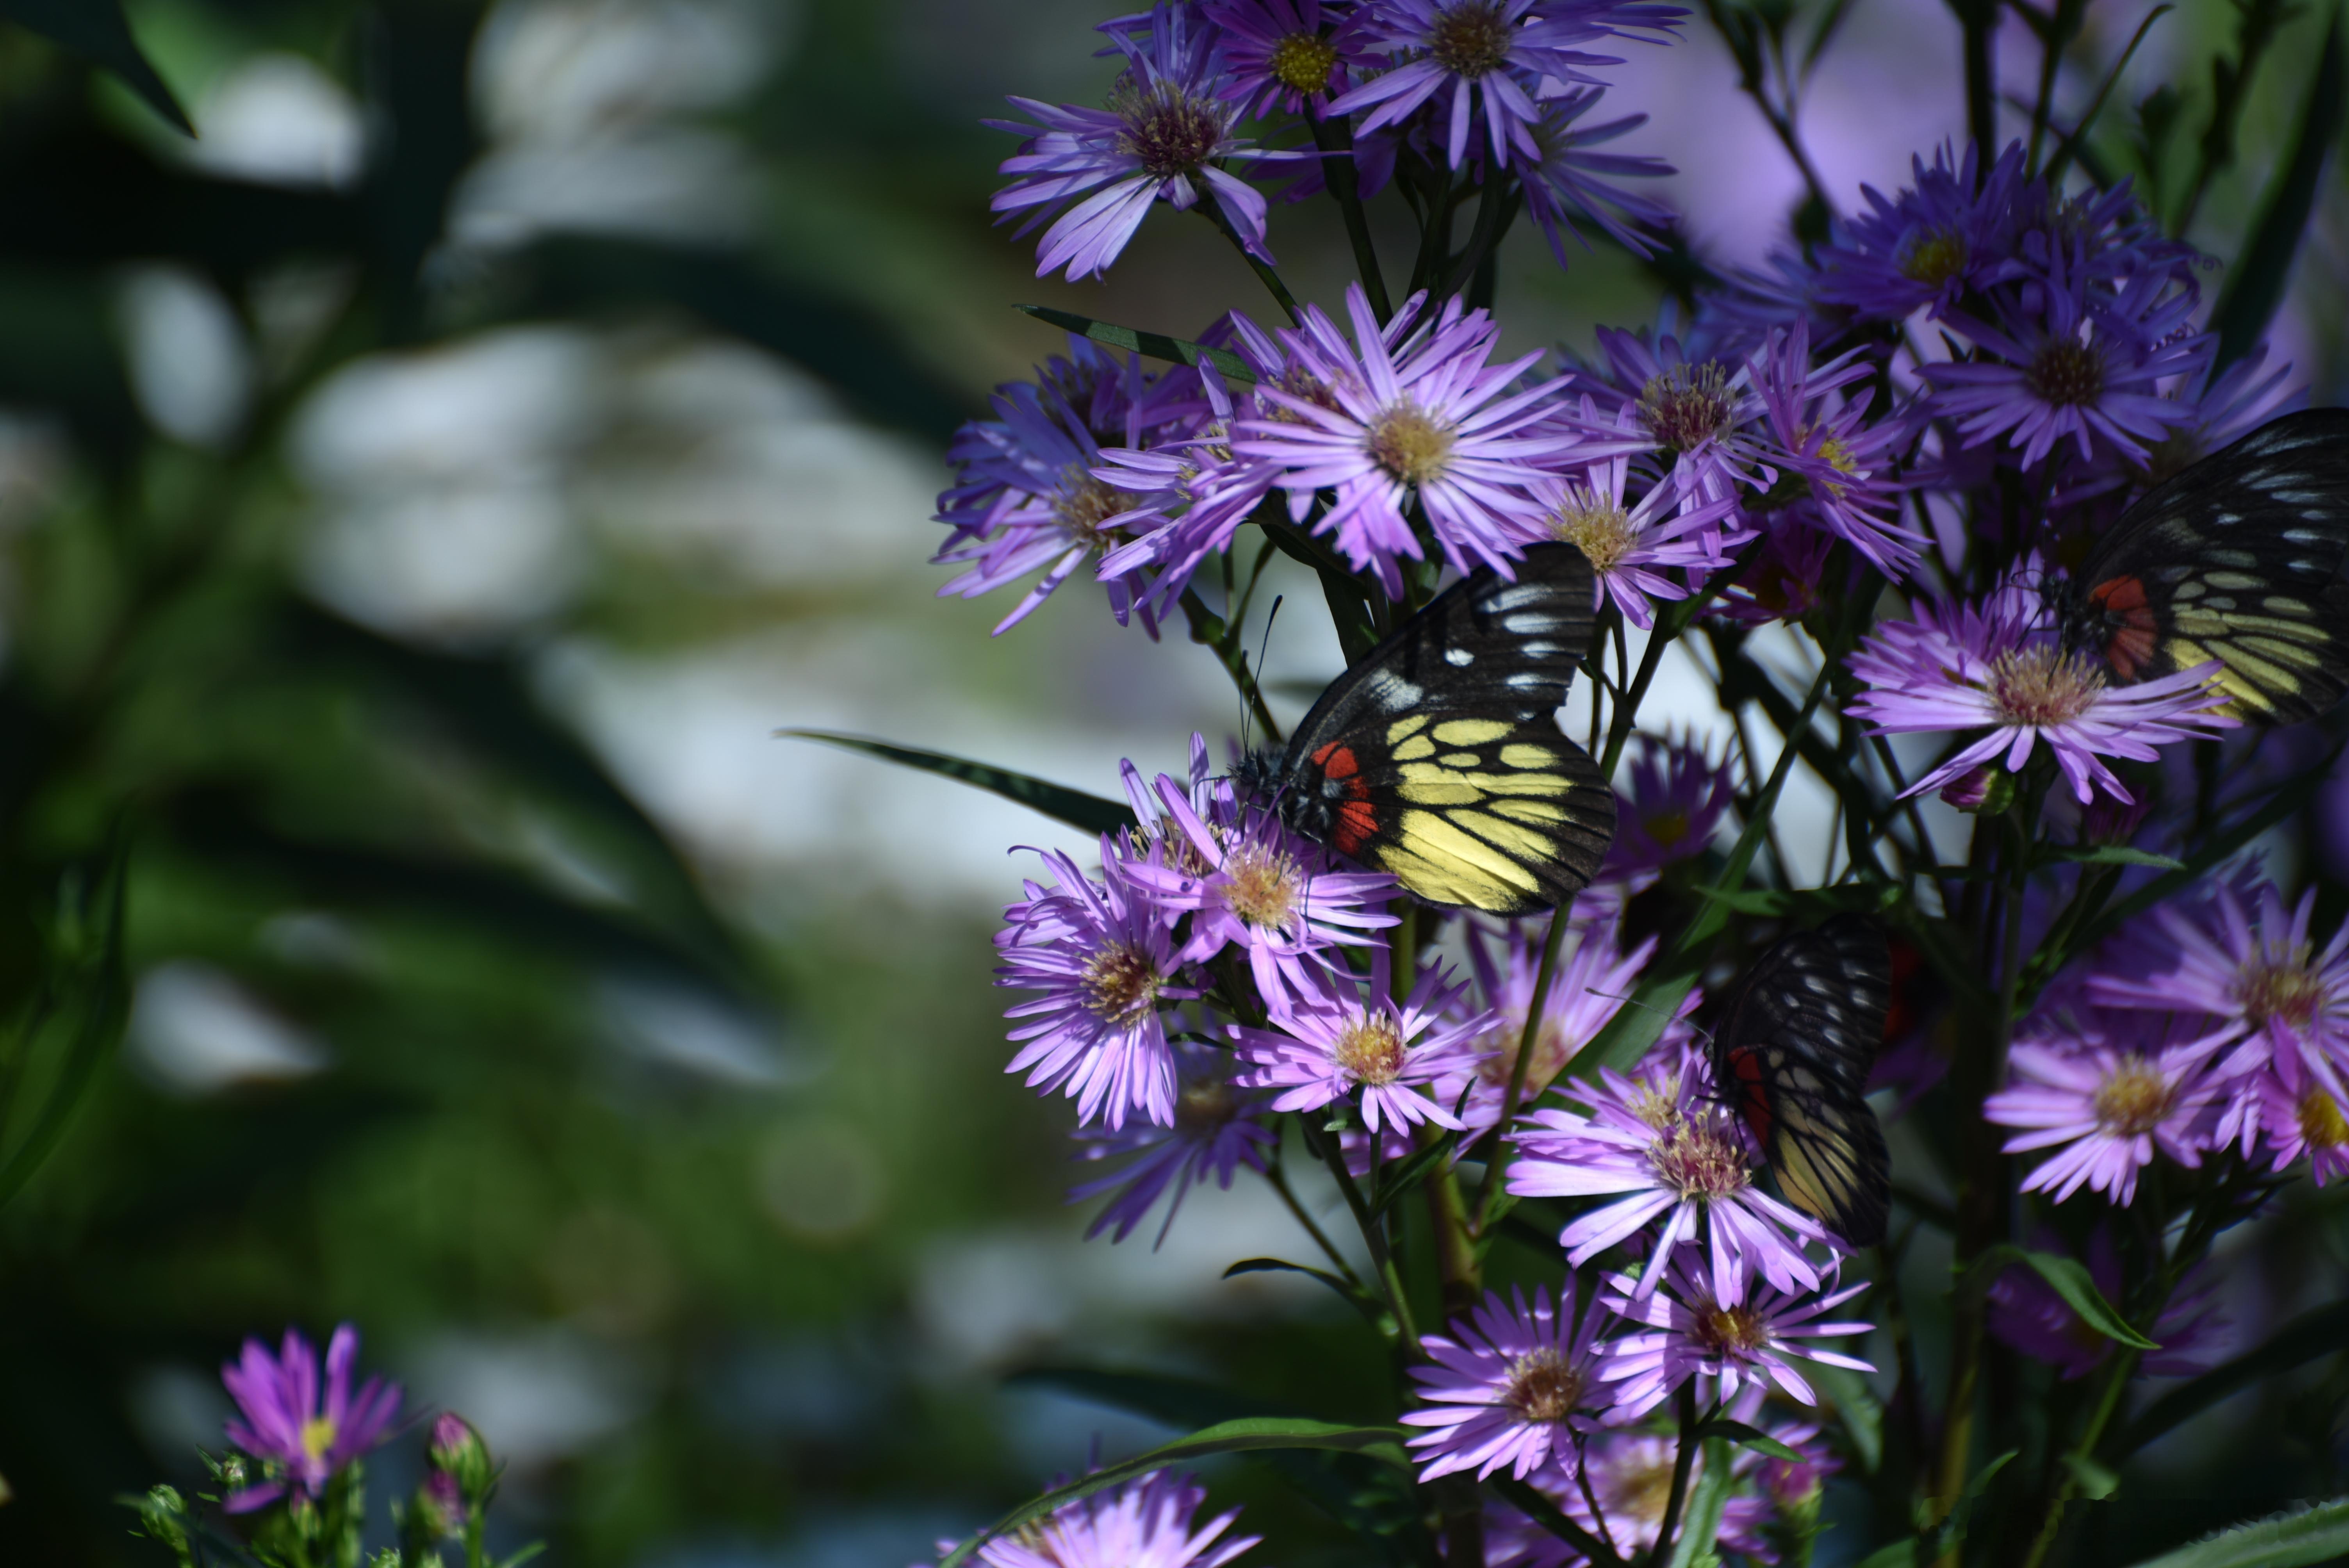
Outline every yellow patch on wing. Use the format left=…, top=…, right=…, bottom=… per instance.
left=1392, top=732, right=1438, bottom=762
left=1391, top=810, right=1544, bottom=896
left=1499, top=744, right=1559, bottom=768
left=1433, top=718, right=1514, bottom=746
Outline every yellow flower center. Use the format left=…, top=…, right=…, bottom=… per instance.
left=1644, top=809, right=1691, bottom=846
left=1109, top=80, right=1226, bottom=178
left=1367, top=401, right=1455, bottom=485
left=1475, top=1015, right=1569, bottom=1098
left=1080, top=942, right=1162, bottom=1027
left=1550, top=497, right=1635, bottom=572
left=1650, top=1114, right=1752, bottom=1200
left=1638, top=361, right=1736, bottom=452
left=2298, top=1086, right=2349, bottom=1149
left=1609, top=1449, right=1679, bottom=1527
left=1988, top=645, right=2105, bottom=727
left=1898, top=226, right=1967, bottom=286
left=1334, top=1014, right=1408, bottom=1085
left=1693, top=1302, right=1770, bottom=1356
left=1176, top=1077, right=1238, bottom=1135
left=2027, top=338, right=2105, bottom=408
left=301, top=1415, right=339, bottom=1465
left=1052, top=464, right=1135, bottom=552
left=2092, top=1057, right=2174, bottom=1136
left=1221, top=842, right=1303, bottom=928
left=2237, top=950, right=2322, bottom=1032
left=1429, top=1, right=1513, bottom=76
left=1269, top=31, right=1340, bottom=92
left=1504, top=1348, right=1583, bottom=1423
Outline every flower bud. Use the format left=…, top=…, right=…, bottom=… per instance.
left=415, top=1468, right=465, bottom=1538
left=1940, top=764, right=2015, bottom=815
left=2080, top=789, right=2151, bottom=845
left=428, top=1413, right=492, bottom=1496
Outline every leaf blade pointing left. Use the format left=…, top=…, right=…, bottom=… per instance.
left=937, top=1419, right=1408, bottom=1568
left=780, top=730, right=1138, bottom=838
left=0, top=0, right=191, bottom=133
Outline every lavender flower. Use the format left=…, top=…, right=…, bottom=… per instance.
left=1205, top=0, right=1377, bottom=118
left=1520, top=401, right=1743, bottom=628
left=1528, top=1433, right=1773, bottom=1561
left=1599, top=1254, right=1874, bottom=1410
left=940, top=1468, right=1258, bottom=1568
left=219, top=1325, right=402, bottom=1513
left=1605, top=731, right=1735, bottom=881
left=1451, top=912, right=1660, bottom=1138
left=1070, top=1041, right=1277, bottom=1242
left=1568, top=325, right=1767, bottom=513
left=1401, top=1282, right=1619, bottom=1480
left=1988, top=1228, right=2230, bottom=1379
left=1984, top=1019, right=2221, bottom=1205
left=1815, top=141, right=2026, bottom=321
left=1846, top=569, right=2237, bottom=805
left=1235, top=283, right=1577, bottom=593
left=1711, top=512, right=1837, bottom=626
left=1515, top=89, right=1676, bottom=264
left=2255, top=1072, right=2349, bottom=1186
left=1507, top=1043, right=1830, bottom=1301
left=1229, top=957, right=1490, bottom=1133
left=991, top=4, right=1283, bottom=281
left=1747, top=319, right=1925, bottom=576
left=998, top=846, right=1195, bottom=1130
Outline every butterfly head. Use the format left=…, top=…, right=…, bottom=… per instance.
left=1233, top=745, right=1338, bottom=845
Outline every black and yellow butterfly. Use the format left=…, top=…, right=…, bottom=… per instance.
left=2049, top=407, right=2349, bottom=723
left=1712, top=914, right=1893, bottom=1249
left=1239, top=542, right=1616, bottom=914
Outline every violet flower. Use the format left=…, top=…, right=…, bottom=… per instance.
left=939, top=1467, right=1258, bottom=1568
left=1604, top=730, right=1735, bottom=882
left=1598, top=1254, right=1875, bottom=1411
left=1205, top=0, right=1378, bottom=119
left=1228, top=956, right=1490, bottom=1134
left=1984, top=1022, right=2222, bottom=1205
left=1515, top=88, right=1676, bottom=265
left=1069, top=1041, right=1278, bottom=1243
left=1401, top=1282, right=1620, bottom=1481
left=1448, top=911, right=1660, bottom=1139
left=1814, top=141, right=2026, bottom=322
left=219, top=1325, right=402, bottom=1513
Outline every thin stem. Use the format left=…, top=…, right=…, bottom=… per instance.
left=1646, top=1385, right=1701, bottom=1568
left=1438, top=169, right=1515, bottom=305
left=1961, top=0, right=1997, bottom=168
left=1472, top=902, right=1575, bottom=1229
left=1200, top=203, right=1305, bottom=325
left=1309, top=112, right=1392, bottom=321
left=1182, top=587, right=1284, bottom=744
left=1265, top=1146, right=1365, bottom=1288
left=1304, top=1116, right=1419, bottom=1347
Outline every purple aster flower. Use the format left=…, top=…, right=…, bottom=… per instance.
left=1846, top=568, right=2237, bottom=805
left=1070, top=1040, right=1278, bottom=1242
left=1747, top=319, right=1926, bottom=577
left=1757, top=1417, right=1840, bottom=1508
left=2255, top=1070, right=2349, bottom=1185
left=1984, top=1015, right=2222, bottom=1205
left=1515, top=88, right=1676, bottom=265
left=1600, top=1253, right=1873, bottom=1411
left=1449, top=911, right=1661, bottom=1139
left=1122, top=758, right=1400, bottom=1011
left=1567, top=324, right=1768, bottom=515
left=1517, top=401, right=1745, bottom=628
left=938, top=1467, right=1258, bottom=1568
left=1401, top=1282, right=1621, bottom=1482
left=1507, top=1042, right=1831, bottom=1302
left=1920, top=242, right=2210, bottom=469
left=219, top=1324, right=402, bottom=1514
left=998, top=846, right=1197, bottom=1130
left=1205, top=0, right=1379, bottom=118
left=1234, top=283, right=1577, bottom=593
left=2087, top=881, right=2349, bottom=1101
left=1989, top=1226, right=2230, bottom=1379
left=1709, top=511, right=1837, bottom=626
left=1815, top=141, right=2027, bottom=321
left=1604, top=730, right=1734, bottom=882
left=1331, top=0, right=1682, bottom=170
left=990, top=4, right=1285, bottom=281
left=1525, top=1433, right=1772, bottom=1562
left=1229, top=955, right=1491, bottom=1133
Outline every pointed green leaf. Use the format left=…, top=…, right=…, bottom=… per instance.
left=1018, top=305, right=1257, bottom=383
left=1971, top=1245, right=2158, bottom=1349
left=938, top=1419, right=1409, bottom=1568
left=781, top=731, right=1137, bottom=838
left=0, top=0, right=191, bottom=133
left=0, top=848, right=130, bottom=1208
left=1221, top=1257, right=1392, bottom=1331
left=2211, top=9, right=2345, bottom=369
left=1489, top=1474, right=1629, bottom=1568
left=2121, top=1499, right=2349, bottom=1568
left=2035, top=845, right=2186, bottom=871
left=1693, top=1420, right=1805, bottom=1463
left=2064, top=1451, right=2121, bottom=1500
left=1667, top=1439, right=1734, bottom=1568
left=2121, top=1301, right=2349, bottom=1457
left=1804, top=1360, right=1884, bottom=1475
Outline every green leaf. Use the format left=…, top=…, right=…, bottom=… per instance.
left=781, top=731, right=1138, bottom=838
left=2034, top=845, right=2187, bottom=871
left=1018, top=305, right=1258, bottom=384
left=2120, top=1499, right=2349, bottom=1568
left=1489, top=1475, right=1629, bottom=1568
left=1805, top=1361, right=1884, bottom=1475
left=1221, top=1257, right=1394, bottom=1333
left=1666, top=1440, right=1734, bottom=1568
left=0, top=849, right=130, bottom=1208
left=1850, top=1452, right=2018, bottom=1568
left=2063, top=1451, right=2120, bottom=1500
left=937, top=1419, right=1409, bottom=1568
left=2121, top=1301, right=2349, bottom=1457
left=0, top=0, right=191, bottom=133
left=2210, top=8, right=2345, bottom=369
left=1971, top=1245, right=2158, bottom=1349
left=1368, top=1130, right=1459, bottom=1218
left=1693, top=1420, right=1805, bottom=1463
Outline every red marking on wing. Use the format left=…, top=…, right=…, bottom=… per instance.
left=1729, top=1047, right=1773, bottom=1143
left=1333, top=800, right=1379, bottom=855
left=2089, top=576, right=2161, bottom=679
left=1312, top=742, right=1359, bottom=780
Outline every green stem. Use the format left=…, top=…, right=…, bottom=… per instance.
left=1438, top=170, right=1515, bottom=305
left=1199, top=203, right=1304, bottom=326
left=1180, top=587, right=1284, bottom=744
left=1265, top=1143, right=1365, bottom=1288
left=1303, top=1115, right=1419, bottom=1347
left=1646, top=1385, right=1701, bottom=1568
left=1309, top=112, right=1392, bottom=321
left=1471, top=903, right=1574, bottom=1230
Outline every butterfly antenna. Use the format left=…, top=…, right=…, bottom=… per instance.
left=1241, top=595, right=1285, bottom=758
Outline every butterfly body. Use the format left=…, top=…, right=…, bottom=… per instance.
left=2051, top=408, right=2349, bottom=722
left=1711, top=914, right=1893, bottom=1248
left=1241, top=543, right=1616, bottom=914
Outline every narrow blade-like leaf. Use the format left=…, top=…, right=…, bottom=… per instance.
left=782, top=731, right=1138, bottom=838
left=1018, top=305, right=1258, bottom=383
left=1970, top=1245, right=2158, bottom=1349
left=2211, top=9, right=2345, bottom=368
left=2121, top=1499, right=2349, bottom=1568
left=0, top=0, right=191, bottom=132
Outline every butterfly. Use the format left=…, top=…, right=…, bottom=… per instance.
left=1711, top=913, right=1893, bottom=1249
left=1238, top=542, right=1616, bottom=914
left=2048, top=407, right=2349, bottom=723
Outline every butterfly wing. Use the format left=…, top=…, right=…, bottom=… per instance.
left=1712, top=914, right=1893, bottom=1247
left=1278, top=542, right=1617, bottom=914
left=2074, top=407, right=2349, bottom=723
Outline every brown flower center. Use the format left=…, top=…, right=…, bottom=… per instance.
left=1176, top=1076, right=1239, bottom=1136
left=1269, top=31, right=1340, bottom=92
left=1111, top=80, right=1228, bottom=178
left=1080, top=942, right=1162, bottom=1027
left=1221, top=842, right=1302, bottom=928
left=1988, top=645, right=2104, bottom=727
left=2299, top=1086, right=2349, bottom=1148
left=1608, top=1450, right=1679, bottom=1527
left=2092, top=1057, right=2174, bottom=1136
left=2237, top=950, right=2322, bottom=1032
left=1692, top=1302, right=1769, bottom=1356
left=1644, top=809, right=1691, bottom=846
left=1898, top=226, right=1968, bottom=287
left=1650, top=1113, right=1753, bottom=1200
left=1503, top=1348, right=1583, bottom=1423
left=1368, top=402, right=1454, bottom=485
left=1638, top=361, right=1736, bottom=452
left=1053, top=464, right=1135, bottom=551
left=1429, top=1, right=1513, bottom=77
left=1334, top=1014, right=1408, bottom=1085
left=1475, top=1015, right=1569, bottom=1097
left=2027, top=338, right=2105, bottom=408
left=1550, top=497, right=1635, bottom=572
